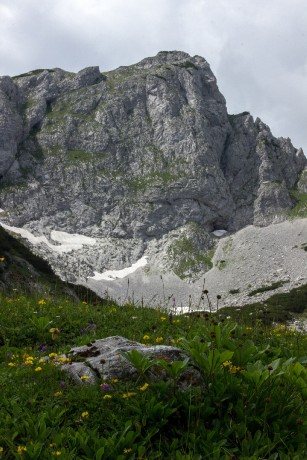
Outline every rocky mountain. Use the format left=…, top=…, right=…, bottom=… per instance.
left=0, top=51, right=306, bottom=307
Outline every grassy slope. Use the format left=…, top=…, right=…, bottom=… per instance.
left=0, top=291, right=306, bottom=458
left=0, top=225, right=99, bottom=303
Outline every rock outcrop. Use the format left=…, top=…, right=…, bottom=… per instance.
left=0, top=51, right=306, bottom=306
left=58, top=336, right=202, bottom=389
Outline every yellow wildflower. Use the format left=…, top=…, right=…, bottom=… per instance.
left=155, top=336, right=163, bottom=343
left=8, top=362, right=16, bottom=367
left=34, top=367, right=42, bottom=372
left=54, top=391, right=63, bottom=397
left=123, top=448, right=132, bottom=454
left=160, top=316, right=167, bottom=321
left=222, top=361, right=232, bottom=367
left=48, top=352, right=58, bottom=358
left=24, top=357, right=35, bottom=365
left=80, top=375, right=90, bottom=380
left=139, top=383, right=149, bottom=391
left=229, top=365, right=241, bottom=374
left=111, top=378, right=119, bottom=383
left=52, top=451, right=62, bottom=456
left=49, top=328, right=60, bottom=340
left=17, top=446, right=27, bottom=453
left=56, top=357, right=71, bottom=364
left=38, top=299, right=46, bottom=305
left=103, top=394, right=112, bottom=400
left=81, top=411, right=89, bottom=418
left=0, top=447, right=3, bottom=453
left=23, top=353, right=33, bottom=359
left=143, top=335, right=150, bottom=340
left=0, top=257, right=5, bottom=262
left=122, top=392, right=135, bottom=399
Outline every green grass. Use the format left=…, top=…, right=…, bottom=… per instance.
left=0, top=226, right=100, bottom=302
left=167, top=236, right=214, bottom=279
left=126, top=171, right=183, bottom=191
left=220, top=283, right=307, bottom=324
left=65, top=150, right=95, bottom=164
left=13, top=69, right=58, bottom=79
left=248, top=281, right=287, bottom=297
left=0, top=291, right=306, bottom=459
left=297, top=169, right=307, bottom=191
left=229, top=288, right=240, bottom=295
left=126, top=149, right=190, bottom=192
left=217, top=259, right=227, bottom=270
left=265, top=283, right=307, bottom=314
left=289, top=189, right=307, bottom=218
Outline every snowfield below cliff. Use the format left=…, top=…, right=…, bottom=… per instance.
left=1, top=218, right=306, bottom=309
left=86, top=218, right=307, bottom=309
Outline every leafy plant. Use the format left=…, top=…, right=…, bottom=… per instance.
left=121, top=349, right=154, bottom=380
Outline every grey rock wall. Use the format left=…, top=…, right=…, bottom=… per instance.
left=0, top=51, right=305, bottom=301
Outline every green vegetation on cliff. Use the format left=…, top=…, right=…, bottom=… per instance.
left=167, top=230, right=215, bottom=279
left=289, top=189, right=307, bottom=218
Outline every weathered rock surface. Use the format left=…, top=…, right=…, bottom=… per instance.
left=59, top=336, right=202, bottom=388
left=0, top=51, right=306, bottom=306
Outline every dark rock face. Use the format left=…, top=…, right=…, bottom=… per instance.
left=0, top=51, right=305, bottom=294
left=0, top=224, right=98, bottom=301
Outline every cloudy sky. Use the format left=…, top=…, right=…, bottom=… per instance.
left=1, top=0, right=306, bottom=153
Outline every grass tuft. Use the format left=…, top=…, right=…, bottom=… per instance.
left=248, top=280, right=287, bottom=297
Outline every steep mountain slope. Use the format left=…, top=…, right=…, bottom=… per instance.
left=0, top=224, right=99, bottom=302
left=0, top=51, right=306, bottom=306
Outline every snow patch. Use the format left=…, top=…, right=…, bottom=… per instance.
left=50, top=230, right=96, bottom=246
left=0, top=223, right=96, bottom=253
left=91, top=256, right=148, bottom=281
left=212, top=229, right=227, bottom=237
left=0, top=209, right=5, bottom=213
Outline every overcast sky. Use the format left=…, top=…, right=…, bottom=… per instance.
left=1, top=0, right=306, bottom=153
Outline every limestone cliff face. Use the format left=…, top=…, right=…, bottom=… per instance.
left=0, top=51, right=305, bottom=298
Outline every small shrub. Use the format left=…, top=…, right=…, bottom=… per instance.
left=289, top=189, right=307, bottom=218
left=248, top=281, right=286, bottom=296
